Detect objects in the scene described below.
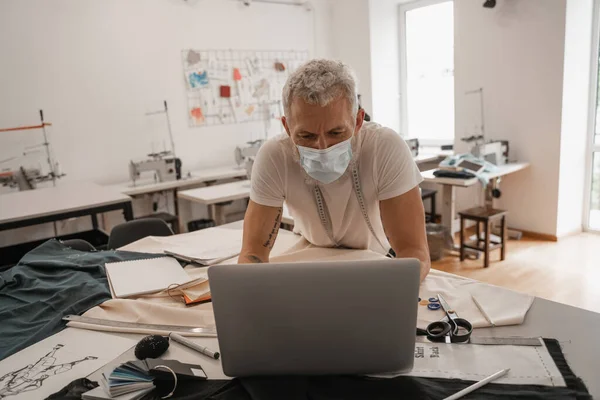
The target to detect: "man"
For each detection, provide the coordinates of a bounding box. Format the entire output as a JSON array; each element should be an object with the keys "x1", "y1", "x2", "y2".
[{"x1": 239, "y1": 59, "x2": 430, "y2": 282}]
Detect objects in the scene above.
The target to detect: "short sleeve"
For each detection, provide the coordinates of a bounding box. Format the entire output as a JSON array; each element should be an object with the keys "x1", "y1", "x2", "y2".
[
  {"x1": 375, "y1": 128, "x2": 424, "y2": 201},
  {"x1": 249, "y1": 138, "x2": 286, "y2": 207}
]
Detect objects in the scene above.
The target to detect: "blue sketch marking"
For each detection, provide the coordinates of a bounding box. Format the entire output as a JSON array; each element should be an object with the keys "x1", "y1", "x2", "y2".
[{"x1": 189, "y1": 71, "x2": 209, "y2": 88}]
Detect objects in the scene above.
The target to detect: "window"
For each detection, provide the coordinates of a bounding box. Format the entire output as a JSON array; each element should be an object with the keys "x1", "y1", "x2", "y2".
[
  {"x1": 399, "y1": 0, "x2": 454, "y2": 146},
  {"x1": 586, "y1": 5, "x2": 600, "y2": 231}
]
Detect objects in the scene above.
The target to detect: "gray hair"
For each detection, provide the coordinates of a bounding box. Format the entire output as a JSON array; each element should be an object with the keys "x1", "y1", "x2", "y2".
[{"x1": 282, "y1": 59, "x2": 359, "y2": 118}]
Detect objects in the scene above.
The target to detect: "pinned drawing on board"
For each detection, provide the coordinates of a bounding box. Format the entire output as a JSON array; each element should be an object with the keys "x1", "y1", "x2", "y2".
[
  {"x1": 186, "y1": 50, "x2": 201, "y2": 66},
  {"x1": 190, "y1": 107, "x2": 205, "y2": 124},
  {"x1": 188, "y1": 70, "x2": 209, "y2": 89},
  {"x1": 274, "y1": 61, "x2": 285, "y2": 72},
  {"x1": 219, "y1": 85, "x2": 231, "y2": 98},
  {"x1": 233, "y1": 68, "x2": 244, "y2": 101},
  {"x1": 233, "y1": 68, "x2": 242, "y2": 81},
  {"x1": 253, "y1": 79, "x2": 270, "y2": 99}
]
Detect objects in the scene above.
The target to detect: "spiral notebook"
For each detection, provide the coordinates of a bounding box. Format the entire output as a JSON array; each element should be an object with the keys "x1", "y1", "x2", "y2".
[{"x1": 105, "y1": 257, "x2": 193, "y2": 299}]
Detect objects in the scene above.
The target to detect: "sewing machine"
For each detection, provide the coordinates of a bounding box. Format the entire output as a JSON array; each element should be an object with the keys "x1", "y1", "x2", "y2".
[
  {"x1": 234, "y1": 140, "x2": 264, "y2": 180},
  {"x1": 470, "y1": 141, "x2": 509, "y2": 166},
  {"x1": 129, "y1": 152, "x2": 182, "y2": 186},
  {"x1": 0, "y1": 166, "x2": 64, "y2": 191}
]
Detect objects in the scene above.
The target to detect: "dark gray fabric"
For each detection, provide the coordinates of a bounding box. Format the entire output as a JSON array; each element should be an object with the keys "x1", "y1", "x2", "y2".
[{"x1": 0, "y1": 239, "x2": 163, "y2": 361}]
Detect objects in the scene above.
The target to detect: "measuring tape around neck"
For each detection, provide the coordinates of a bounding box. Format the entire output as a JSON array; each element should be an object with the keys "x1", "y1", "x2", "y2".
[{"x1": 313, "y1": 163, "x2": 390, "y2": 255}]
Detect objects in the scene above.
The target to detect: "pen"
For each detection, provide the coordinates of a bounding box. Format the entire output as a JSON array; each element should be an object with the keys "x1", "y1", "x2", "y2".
[
  {"x1": 443, "y1": 368, "x2": 510, "y2": 400},
  {"x1": 471, "y1": 293, "x2": 495, "y2": 327},
  {"x1": 168, "y1": 332, "x2": 220, "y2": 360}
]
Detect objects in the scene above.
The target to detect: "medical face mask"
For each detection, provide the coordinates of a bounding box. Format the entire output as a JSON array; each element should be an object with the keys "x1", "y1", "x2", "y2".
[{"x1": 296, "y1": 137, "x2": 353, "y2": 184}]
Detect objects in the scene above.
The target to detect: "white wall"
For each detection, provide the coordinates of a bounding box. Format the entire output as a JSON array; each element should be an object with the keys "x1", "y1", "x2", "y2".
[
  {"x1": 454, "y1": 0, "x2": 568, "y2": 236},
  {"x1": 0, "y1": 0, "x2": 333, "y2": 245},
  {"x1": 0, "y1": 0, "x2": 332, "y2": 183},
  {"x1": 556, "y1": 0, "x2": 594, "y2": 237},
  {"x1": 330, "y1": 0, "x2": 373, "y2": 116},
  {"x1": 368, "y1": 0, "x2": 402, "y2": 134}
]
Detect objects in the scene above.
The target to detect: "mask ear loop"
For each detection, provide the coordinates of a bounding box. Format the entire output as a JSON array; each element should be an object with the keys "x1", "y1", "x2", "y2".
[{"x1": 153, "y1": 365, "x2": 177, "y2": 399}]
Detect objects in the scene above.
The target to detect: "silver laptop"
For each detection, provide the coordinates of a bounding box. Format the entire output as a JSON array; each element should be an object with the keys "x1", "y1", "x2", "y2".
[{"x1": 208, "y1": 258, "x2": 420, "y2": 377}]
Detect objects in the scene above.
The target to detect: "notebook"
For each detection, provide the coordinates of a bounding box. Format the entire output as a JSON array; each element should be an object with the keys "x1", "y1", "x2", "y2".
[
  {"x1": 181, "y1": 280, "x2": 211, "y2": 305},
  {"x1": 105, "y1": 257, "x2": 193, "y2": 299}
]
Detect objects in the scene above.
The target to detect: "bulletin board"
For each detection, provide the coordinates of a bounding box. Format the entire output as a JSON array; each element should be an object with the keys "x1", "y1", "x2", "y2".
[{"x1": 182, "y1": 49, "x2": 309, "y2": 127}]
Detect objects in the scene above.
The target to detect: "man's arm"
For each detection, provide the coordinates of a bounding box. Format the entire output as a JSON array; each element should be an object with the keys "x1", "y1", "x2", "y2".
[
  {"x1": 238, "y1": 200, "x2": 283, "y2": 264},
  {"x1": 379, "y1": 186, "x2": 431, "y2": 282}
]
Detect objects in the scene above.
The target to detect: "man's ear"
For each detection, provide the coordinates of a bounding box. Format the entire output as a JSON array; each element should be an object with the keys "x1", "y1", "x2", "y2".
[
  {"x1": 281, "y1": 116, "x2": 291, "y2": 137},
  {"x1": 354, "y1": 108, "x2": 365, "y2": 133}
]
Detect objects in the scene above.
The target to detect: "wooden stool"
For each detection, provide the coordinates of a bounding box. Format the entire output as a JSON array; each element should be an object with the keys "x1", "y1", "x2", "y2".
[{"x1": 458, "y1": 207, "x2": 508, "y2": 268}]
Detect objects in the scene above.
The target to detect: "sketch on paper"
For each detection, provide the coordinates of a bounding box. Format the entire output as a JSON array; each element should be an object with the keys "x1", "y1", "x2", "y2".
[
  {"x1": 0, "y1": 328, "x2": 138, "y2": 400},
  {"x1": 0, "y1": 345, "x2": 97, "y2": 398}
]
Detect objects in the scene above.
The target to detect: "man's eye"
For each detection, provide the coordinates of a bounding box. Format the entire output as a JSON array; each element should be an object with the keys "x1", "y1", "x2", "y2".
[{"x1": 330, "y1": 131, "x2": 343, "y2": 136}]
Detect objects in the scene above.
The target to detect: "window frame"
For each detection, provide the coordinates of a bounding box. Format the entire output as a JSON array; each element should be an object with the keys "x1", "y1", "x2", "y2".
[
  {"x1": 398, "y1": 0, "x2": 454, "y2": 147},
  {"x1": 583, "y1": 0, "x2": 600, "y2": 231}
]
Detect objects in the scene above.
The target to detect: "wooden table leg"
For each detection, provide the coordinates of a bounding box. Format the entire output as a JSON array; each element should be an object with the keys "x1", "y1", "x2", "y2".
[
  {"x1": 501, "y1": 215, "x2": 507, "y2": 261},
  {"x1": 484, "y1": 220, "x2": 491, "y2": 268},
  {"x1": 460, "y1": 217, "x2": 465, "y2": 261}
]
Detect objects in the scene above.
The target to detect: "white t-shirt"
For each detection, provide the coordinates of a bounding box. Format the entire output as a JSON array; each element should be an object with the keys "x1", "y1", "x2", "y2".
[{"x1": 250, "y1": 122, "x2": 423, "y2": 254}]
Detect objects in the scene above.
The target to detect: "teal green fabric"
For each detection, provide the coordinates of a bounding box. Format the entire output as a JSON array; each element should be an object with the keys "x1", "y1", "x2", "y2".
[{"x1": 0, "y1": 239, "x2": 163, "y2": 361}]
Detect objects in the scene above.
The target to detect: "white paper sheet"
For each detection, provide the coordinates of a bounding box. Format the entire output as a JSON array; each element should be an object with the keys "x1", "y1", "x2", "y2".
[
  {"x1": 371, "y1": 341, "x2": 566, "y2": 387},
  {"x1": 0, "y1": 329, "x2": 138, "y2": 400}
]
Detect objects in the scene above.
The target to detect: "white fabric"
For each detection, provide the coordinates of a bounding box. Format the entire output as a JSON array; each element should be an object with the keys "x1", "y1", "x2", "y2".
[
  {"x1": 418, "y1": 271, "x2": 534, "y2": 329},
  {"x1": 371, "y1": 340, "x2": 566, "y2": 387},
  {"x1": 70, "y1": 227, "x2": 533, "y2": 337},
  {"x1": 250, "y1": 122, "x2": 423, "y2": 254}
]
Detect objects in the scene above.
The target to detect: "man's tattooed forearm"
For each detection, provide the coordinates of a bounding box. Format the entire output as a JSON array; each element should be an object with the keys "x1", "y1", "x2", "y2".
[
  {"x1": 248, "y1": 255, "x2": 264, "y2": 263},
  {"x1": 262, "y1": 208, "x2": 282, "y2": 249}
]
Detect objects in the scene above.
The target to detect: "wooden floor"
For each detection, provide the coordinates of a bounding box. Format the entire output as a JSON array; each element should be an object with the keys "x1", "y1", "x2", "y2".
[{"x1": 433, "y1": 232, "x2": 600, "y2": 314}]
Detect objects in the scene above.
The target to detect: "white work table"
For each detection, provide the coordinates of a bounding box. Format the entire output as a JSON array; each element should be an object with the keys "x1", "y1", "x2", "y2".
[
  {"x1": 73, "y1": 224, "x2": 600, "y2": 397},
  {"x1": 3, "y1": 223, "x2": 599, "y2": 397},
  {"x1": 105, "y1": 166, "x2": 247, "y2": 226},
  {"x1": 178, "y1": 179, "x2": 251, "y2": 205},
  {"x1": 421, "y1": 162, "x2": 530, "y2": 233},
  {"x1": 0, "y1": 181, "x2": 133, "y2": 265},
  {"x1": 108, "y1": 166, "x2": 247, "y2": 197},
  {"x1": 421, "y1": 162, "x2": 530, "y2": 187},
  {"x1": 80, "y1": 291, "x2": 600, "y2": 397},
  {"x1": 178, "y1": 180, "x2": 251, "y2": 225},
  {"x1": 0, "y1": 181, "x2": 132, "y2": 231}
]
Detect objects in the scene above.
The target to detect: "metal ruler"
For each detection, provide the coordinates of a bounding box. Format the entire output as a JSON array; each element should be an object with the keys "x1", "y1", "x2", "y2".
[
  {"x1": 63, "y1": 315, "x2": 217, "y2": 336},
  {"x1": 416, "y1": 336, "x2": 542, "y2": 347}
]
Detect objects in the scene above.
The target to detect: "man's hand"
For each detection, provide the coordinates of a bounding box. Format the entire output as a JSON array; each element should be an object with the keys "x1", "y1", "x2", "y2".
[
  {"x1": 380, "y1": 186, "x2": 431, "y2": 282},
  {"x1": 238, "y1": 200, "x2": 283, "y2": 264}
]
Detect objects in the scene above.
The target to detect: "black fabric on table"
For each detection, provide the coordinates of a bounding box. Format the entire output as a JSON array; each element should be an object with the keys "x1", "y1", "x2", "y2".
[{"x1": 68, "y1": 338, "x2": 589, "y2": 400}]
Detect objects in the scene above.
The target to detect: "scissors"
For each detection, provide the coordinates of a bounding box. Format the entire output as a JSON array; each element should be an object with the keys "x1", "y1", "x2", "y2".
[{"x1": 418, "y1": 294, "x2": 473, "y2": 343}]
